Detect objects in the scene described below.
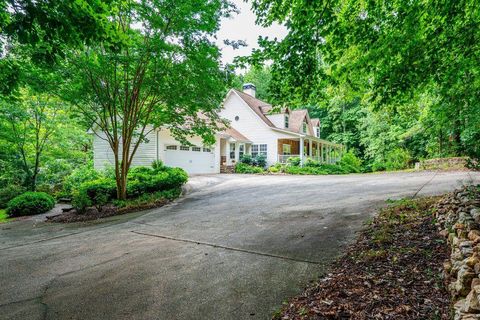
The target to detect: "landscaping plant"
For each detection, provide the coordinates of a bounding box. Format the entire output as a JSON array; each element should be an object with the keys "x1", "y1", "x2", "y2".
[{"x1": 7, "y1": 192, "x2": 55, "y2": 217}]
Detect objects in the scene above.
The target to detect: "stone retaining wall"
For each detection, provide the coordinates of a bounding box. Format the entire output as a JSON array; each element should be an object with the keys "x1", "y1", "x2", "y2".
[
  {"x1": 421, "y1": 157, "x2": 469, "y2": 170},
  {"x1": 435, "y1": 185, "x2": 480, "y2": 319}
]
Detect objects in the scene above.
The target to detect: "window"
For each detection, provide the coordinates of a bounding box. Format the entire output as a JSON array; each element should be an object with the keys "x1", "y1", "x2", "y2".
[
  {"x1": 284, "y1": 115, "x2": 289, "y2": 128},
  {"x1": 203, "y1": 147, "x2": 211, "y2": 152},
  {"x1": 180, "y1": 146, "x2": 190, "y2": 151},
  {"x1": 239, "y1": 144, "x2": 244, "y2": 158},
  {"x1": 283, "y1": 144, "x2": 291, "y2": 155},
  {"x1": 302, "y1": 122, "x2": 307, "y2": 133},
  {"x1": 252, "y1": 144, "x2": 267, "y2": 157},
  {"x1": 166, "y1": 145, "x2": 177, "y2": 150},
  {"x1": 229, "y1": 143, "x2": 236, "y2": 159},
  {"x1": 192, "y1": 146, "x2": 201, "y2": 152},
  {"x1": 316, "y1": 127, "x2": 320, "y2": 138}
]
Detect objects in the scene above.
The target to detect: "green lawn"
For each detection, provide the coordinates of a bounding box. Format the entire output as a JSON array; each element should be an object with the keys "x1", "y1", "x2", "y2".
[{"x1": 0, "y1": 209, "x2": 9, "y2": 223}]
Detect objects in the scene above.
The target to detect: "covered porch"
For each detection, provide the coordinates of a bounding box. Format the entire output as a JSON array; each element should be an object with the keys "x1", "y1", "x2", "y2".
[
  {"x1": 277, "y1": 137, "x2": 343, "y2": 165},
  {"x1": 219, "y1": 128, "x2": 252, "y2": 170}
]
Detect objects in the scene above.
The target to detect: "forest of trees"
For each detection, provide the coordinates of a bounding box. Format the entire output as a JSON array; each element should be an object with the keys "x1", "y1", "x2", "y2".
[
  {"x1": 238, "y1": 0, "x2": 479, "y2": 170},
  {"x1": 0, "y1": 0, "x2": 479, "y2": 196}
]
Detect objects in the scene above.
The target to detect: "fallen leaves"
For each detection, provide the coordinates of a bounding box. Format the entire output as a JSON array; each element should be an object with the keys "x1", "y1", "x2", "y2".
[{"x1": 275, "y1": 197, "x2": 450, "y2": 320}]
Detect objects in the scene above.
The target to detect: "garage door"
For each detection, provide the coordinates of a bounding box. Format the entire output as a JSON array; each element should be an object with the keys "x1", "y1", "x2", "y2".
[{"x1": 164, "y1": 145, "x2": 215, "y2": 174}]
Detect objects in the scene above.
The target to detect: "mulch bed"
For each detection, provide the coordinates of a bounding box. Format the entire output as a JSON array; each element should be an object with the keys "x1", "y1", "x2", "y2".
[
  {"x1": 47, "y1": 198, "x2": 171, "y2": 223},
  {"x1": 276, "y1": 197, "x2": 451, "y2": 320}
]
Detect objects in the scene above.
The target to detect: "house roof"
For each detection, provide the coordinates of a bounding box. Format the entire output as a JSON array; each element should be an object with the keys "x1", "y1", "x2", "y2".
[
  {"x1": 232, "y1": 89, "x2": 275, "y2": 127},
  {"x1": 221, "y1": 127, "x2": 252, "y2": 142},
  {"x1": 230, "y1": 89, "x2": 316, "y2": 137},
  {"x1": 311, "y1": 118, "x2": 320, "y2": 127}
]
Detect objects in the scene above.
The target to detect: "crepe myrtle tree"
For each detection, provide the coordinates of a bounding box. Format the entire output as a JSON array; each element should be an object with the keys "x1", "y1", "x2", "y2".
[{"x1": 65, "y1": 0, "x2": 234, "y2": 200}]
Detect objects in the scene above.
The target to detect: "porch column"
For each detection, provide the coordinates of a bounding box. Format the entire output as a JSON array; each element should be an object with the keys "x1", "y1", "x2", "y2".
[
  {"x1": 308, "y1": 139, "x2": 313, "y2": 158},
  {"x1": 225, "y1": 141, "x2": 231, "y2": 165},
  {"x1": 299, "y1": 137, "x2": 304, "y2": 166},
  {"x1": 320, "y1": 143, "x2": 323, "y2": 163},
  {"x1": 316, "y1": 142, "x2": 320, "y2": 159},
  {"x1": 234, "y1": 142, "x2": 240, "y2": 163}
]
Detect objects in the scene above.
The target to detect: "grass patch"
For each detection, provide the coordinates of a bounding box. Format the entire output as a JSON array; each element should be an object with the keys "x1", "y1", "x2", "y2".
[{"x1": 0, "y1": 209, "x2": 10, "y2": 223}]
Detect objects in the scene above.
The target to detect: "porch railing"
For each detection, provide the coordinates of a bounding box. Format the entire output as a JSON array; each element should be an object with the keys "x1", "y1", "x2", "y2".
[{"x1": 277, "y1": 155, "x2": 340, "y2": 164}]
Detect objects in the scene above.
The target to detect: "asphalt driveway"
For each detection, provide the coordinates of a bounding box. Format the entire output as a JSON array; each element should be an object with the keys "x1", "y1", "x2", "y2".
[{"x1": 1, "y1": 171, "x2": 479, "y2": 320}]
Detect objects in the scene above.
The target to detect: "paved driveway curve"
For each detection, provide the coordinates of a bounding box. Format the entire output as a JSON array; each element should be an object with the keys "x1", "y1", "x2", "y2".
[{"x1": 1, "y1": 171, "x2": 479, "y2": 320}]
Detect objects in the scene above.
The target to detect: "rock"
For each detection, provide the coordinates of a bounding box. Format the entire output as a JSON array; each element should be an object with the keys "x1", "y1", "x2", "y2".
[
  {"x1": 470, "y1": 230, "x2": 480, "y2": 242},
  {"x1": 466, "y1": 257, "x2": 480, "y2": 268},
  {"x1": 457, "y1": 223, "x2": 467, "y2": 230},
  {"x1": 445, "y1": 261, "x2": 453, "y2": 273},
  {"x1": 460, "y1": 212, "x2": 475, "y2": 224},
  {"x1": 464, "y1": 289, "x2": 480, "y2": 313},
  {"x1": 456, "y1": 266, "x2": 477, "y2": 296},
  {"x1": 440, "y1": 229, "x2": 450, "y2": 238},
  {"x1": 472, "y1": 209, "x2": 480, "y2": 223},
  {"x1": 475, "y1": 263, "x2": 480, "y2": 275}
]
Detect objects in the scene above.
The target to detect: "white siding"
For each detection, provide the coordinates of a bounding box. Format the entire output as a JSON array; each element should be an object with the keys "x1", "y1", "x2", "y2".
[
  {"x1": 220, "y1": 92, "x2": 300, "y2": 165},
  {"x1": 93, "y1": 127, "x2": 157, "y2": 170},
  {"x1": 157, "y1": 128, "x2": 221, "y2": 174},
  {"x1": 266, "y1": 114, "x2": 285, "y2": 129}
]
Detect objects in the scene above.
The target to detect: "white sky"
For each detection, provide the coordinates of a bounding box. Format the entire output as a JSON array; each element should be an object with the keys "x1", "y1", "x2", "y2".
[{"x1": 216, "y1": 0, "x2": 287, "y2": 67}]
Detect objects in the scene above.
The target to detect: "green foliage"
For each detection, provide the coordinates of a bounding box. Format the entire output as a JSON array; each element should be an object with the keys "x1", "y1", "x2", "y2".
[
  {"x1": 252, "y1": 154, "x2": 267, "y2": 168},
  {"x1": 246, "y1": 0, "x2": 480, "y2": 164},
  {"x1": 268, "y1": 166, "x2": 280, "y2": 173},
  {"x1": 287, "y1": 157, "x2": 301, "y2": 167},
  {"x1": 62, "y1": 162, "x2": 101, "y2": 198},
  {"x1": 235, "y1": 163, "x2": 264, "y2": 174},
  {"x1": 0, "y1": 185, "x2": 26, "y2": 208},
  {"x1": 339, "y1": 151, "x2": 362, "y2": 173},
  {"x1": 385, "y1": 148, "x2": 411, "y2": 171},
  {"x1": 72, "y1": 178, "x2": 117, "y2": 210},
  {"x1": 6, "y1": 192, "x2": 55, "y2": 217},
  {"x1": 240, "y1": 154, "x2": 266, "y2": 168},
  {"x1": 72, "y1": 165, "x2": 188, "y2": 210},
  {"x1": 239, "y1": 154, "x2": 253, "y2": 165}
]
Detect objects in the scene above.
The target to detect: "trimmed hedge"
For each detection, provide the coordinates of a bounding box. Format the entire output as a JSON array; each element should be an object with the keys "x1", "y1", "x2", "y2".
[{"x1": 7, "y1": 192, "x2": 55, "y2": 217}]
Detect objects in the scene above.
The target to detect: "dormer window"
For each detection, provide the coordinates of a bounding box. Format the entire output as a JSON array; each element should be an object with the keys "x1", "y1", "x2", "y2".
[
  {"x1": 303, "y1": 122, "x2": 307, "y2": 133},
  {"x1": 284, "y1": 115, "x2": 289, "y2": 128},
  {"x1": 316, "y1": 127, "x2": 320, "y2": 138}
]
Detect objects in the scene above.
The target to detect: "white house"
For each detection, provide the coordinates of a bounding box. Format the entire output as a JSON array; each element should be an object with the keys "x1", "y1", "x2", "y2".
[{"x1": 93, "y1": 84, "x2": 343, "y2": 174}]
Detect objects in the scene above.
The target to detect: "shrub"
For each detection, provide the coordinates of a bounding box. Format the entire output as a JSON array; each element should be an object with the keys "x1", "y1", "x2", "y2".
[
  {"x1": 7, "y1": 192, "x2": 55, "y2": 217},
  {"x1": 235, "y1": 163, "x2": 264, "y2": 174},
  {"x1": 287, "y1": 157, "x2": 301, "y2": 166},
  {"x1": 151, "y1": 160, "x2": 166, "y2": 172},
  {"x1": 63, "y1": 163, "x2": 102, "y2": 197},
  {"x1": 72, "y1": 178, "x2": 117, "y2": 210},
  {"x1": 72, "y1": 165, "x2": 188, "y2": 210},
  {"x1": 339, "y1": 151, "x2": 362, "y2": 173},
  {"x1": 285, "y1": 166, "x2": 327, "y2": 175},
  {"x1": 252, "y1": 154, "x2": 267, "y2": 168},
  {"x1": 239, "y1": 154, "x2": 253, "y2": 165},
  {"x1": 268, "y1": 166, "x2": 280, "y2": 173},
  {"x1": 0, "y1": 185, "x2": 25, "y2": 208},
  {"x1": 305, "y1": 158, "x2": 321, "y2": 167},
  {"x1": 385, "y1": 148, "x2": 411, "y2": 171}
]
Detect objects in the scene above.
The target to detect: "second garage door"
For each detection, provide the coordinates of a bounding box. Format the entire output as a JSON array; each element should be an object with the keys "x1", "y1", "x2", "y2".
[{"x1": 164, "y1": 145, "x2": 215, "y2": 174}]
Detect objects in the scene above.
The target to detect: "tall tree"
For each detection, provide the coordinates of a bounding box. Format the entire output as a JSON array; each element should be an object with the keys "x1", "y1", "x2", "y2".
[
  {"x1": 63, "y1": 0, "x2": 233, "y2": 199},
  {"x1": 0, "y1": 89, "x2": 66, "y2": 190},
  {"x1": 245, "y1": 0, "x2": 480, "y2": 161}
]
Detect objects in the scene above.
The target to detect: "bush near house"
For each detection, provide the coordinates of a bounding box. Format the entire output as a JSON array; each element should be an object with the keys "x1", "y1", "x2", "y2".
[
  {"x1": 282, "y1": 152, "x2": 363, "y2": 175},
  {"x1": 7, "y1": 192, "x2": 55, "y2": 217},
  {"x1": 72, "y1": 162, "x2": 188, "y2": 211},
  {"x1": 235, "y1": 162, "x2": 265, "y2": 174}
]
